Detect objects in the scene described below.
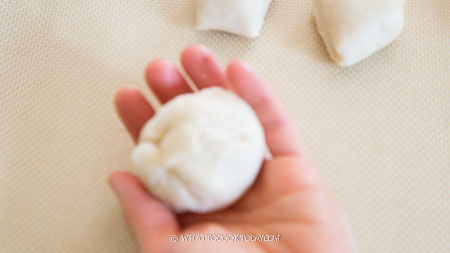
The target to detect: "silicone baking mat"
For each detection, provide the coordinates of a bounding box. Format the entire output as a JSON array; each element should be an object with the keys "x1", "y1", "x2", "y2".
[{"x1": 1, "y1": 0, "x2": 449, "y2": 252}]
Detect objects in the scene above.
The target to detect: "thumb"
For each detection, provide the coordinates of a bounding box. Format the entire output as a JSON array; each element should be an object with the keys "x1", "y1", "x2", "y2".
[{"x1": 109, "y1": 171, "x2": 179, "y2": 252}]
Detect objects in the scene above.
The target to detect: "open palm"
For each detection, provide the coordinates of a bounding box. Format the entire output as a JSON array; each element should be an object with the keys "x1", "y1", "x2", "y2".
[{"x1": 110, "y1": 45, "x2": 356, "y2": 253}]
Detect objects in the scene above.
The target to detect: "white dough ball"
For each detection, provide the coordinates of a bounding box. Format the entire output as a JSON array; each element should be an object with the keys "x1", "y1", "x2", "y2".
[
  {"x1": 132, "y1": 87, "x2": 265, "y2": 213},
  {"x1": 196, "y1": 0, "x2": 272, "y2": 38},
  {"x1": 313, "y1": 0, "x2": 406, "y2": 66}
]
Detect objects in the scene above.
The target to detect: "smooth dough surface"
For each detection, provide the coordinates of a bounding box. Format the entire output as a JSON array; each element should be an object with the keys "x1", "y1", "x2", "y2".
[
  {"x1": 132, "y1": 87, "x2": 265, "y2": 213},
  {"x1": 313, "y1": 0, "x2": 406, "y2": 66},
  {"x1": 196, "y1": 0, "x2": 272, "y2": 38}
]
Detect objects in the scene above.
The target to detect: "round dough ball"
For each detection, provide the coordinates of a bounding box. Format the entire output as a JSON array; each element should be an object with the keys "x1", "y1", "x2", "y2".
[{"x1": 132, "y1": 87, "x2": 265, "y2": 213}]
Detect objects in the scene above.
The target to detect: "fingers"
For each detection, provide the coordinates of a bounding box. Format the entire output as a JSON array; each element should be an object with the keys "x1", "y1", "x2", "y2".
[
  {"x1": 181, "y1": 45, "x2": 229, "y2": 89},
  {"x1": 226, "y1": 60, "x2": 304, "y2": 157},
  {"x1": 115, "y1": 87, "x2": 154, "y2": 143},
  {"x1": 145, "y1": 59, "x2": 193, "y2": 104},
  {"x1": 117, "y1": 60, "x2": 193, "y2": 143},
  {"x1": 109, "y1": 171, "x2": 179, "y2": 252}
]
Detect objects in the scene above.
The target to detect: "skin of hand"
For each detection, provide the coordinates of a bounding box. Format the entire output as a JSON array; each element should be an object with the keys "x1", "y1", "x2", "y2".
[{"x1": 110, "y1": 45, "x2": 357, "y2": 253}]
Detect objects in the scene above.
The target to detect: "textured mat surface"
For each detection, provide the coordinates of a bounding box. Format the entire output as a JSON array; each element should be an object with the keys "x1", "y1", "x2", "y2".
[{"x1": 1, "y1": 0, "x2": 449, "y2": 252}]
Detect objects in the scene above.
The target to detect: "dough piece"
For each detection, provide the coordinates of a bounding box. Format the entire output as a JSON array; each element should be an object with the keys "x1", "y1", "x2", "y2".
[
  {"x1": 132, "y1": 87, "x2": 265, "y2": 213},
  {"x1": 313, "y1": 0, "x2": 406, "y2": 66},
  {"x1": 196, "y1": 0, "x2": 272, "y2": 38}
]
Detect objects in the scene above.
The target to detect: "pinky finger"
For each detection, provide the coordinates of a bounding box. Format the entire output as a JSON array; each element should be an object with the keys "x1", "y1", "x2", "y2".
[{"x1": 115, "y1": 87, "x2": 154, "y2": 143}]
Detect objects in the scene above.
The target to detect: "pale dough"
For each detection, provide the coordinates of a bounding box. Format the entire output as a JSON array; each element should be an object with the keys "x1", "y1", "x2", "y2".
[
  {"x1": 196, "y1": 0, "x2": 272, "y2": 38},
  {"x1": 313, "y1": 0, "x2": 406, "y2": 66},
  {"x1": 132, "y1": 87, "x2": 265, "y2": 213}
]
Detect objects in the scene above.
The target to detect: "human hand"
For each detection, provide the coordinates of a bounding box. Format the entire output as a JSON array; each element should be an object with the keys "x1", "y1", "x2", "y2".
[{"x1": 110, "y1": 45, "x2": 356, "y2": 253}]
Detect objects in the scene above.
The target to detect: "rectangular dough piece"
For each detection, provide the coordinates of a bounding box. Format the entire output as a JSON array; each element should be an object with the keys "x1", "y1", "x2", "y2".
[{"x1": 196, "y1": 0, "x2": 272, "y2": 38}]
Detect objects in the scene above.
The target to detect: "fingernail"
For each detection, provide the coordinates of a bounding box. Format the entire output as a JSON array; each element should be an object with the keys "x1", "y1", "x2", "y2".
[
  {"x1": 195, "y1": 44, "x2": 210, "y2": 54},
  {"x1": 108, "y1": 171, "x2": 127, "y2": 193},
  {"x1": 108, "y1": 173, "x2": 118, "y2": 190}
]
